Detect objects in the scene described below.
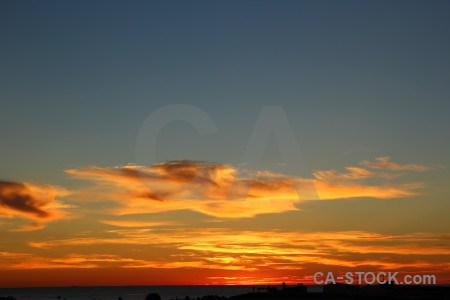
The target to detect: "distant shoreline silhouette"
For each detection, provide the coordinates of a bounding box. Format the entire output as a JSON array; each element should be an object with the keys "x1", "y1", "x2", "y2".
[
  {"x1": 166, "y1": 283, "x2": 450, "y2": 300},
  {"x1": 2, "y1": 284, "x2": 450, "y2": 300}
]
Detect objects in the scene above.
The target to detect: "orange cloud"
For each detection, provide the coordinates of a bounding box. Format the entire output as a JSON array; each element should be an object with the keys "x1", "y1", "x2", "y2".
[
  {"x1": 99, "y1": 220, "x2": 179, "y2": 227},
  {"x1": 0, "y1": 252, "x2": 140, "y2": 270},
  {"x1": 10, "y1": 221, "x2": 46, "y2": 232},
  {"x1": 312, "y1": 167, "x2": 402, "y2": 180},
  {"x1": 27, "y1": 228, "x2": 450, "y2": 274},
  {"x1": 66, "y1": 160, "x2": 425, "y2": 218},
  {"x1": 0, "y1": 181, "x2": 73, "y2": 230},
  {"x1": 360, "y1": 156, "x2": 430, "y2": 171}
]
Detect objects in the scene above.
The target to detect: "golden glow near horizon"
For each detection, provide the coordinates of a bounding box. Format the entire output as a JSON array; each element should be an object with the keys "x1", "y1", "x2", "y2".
[{"x1": 1, "y1": 157, "x2": 449, "y2": 287}]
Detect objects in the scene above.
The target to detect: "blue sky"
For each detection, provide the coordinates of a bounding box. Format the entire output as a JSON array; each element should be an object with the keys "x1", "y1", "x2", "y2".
[
  {"x1": 0, "y1": 0, "x2": 449, "y2": 223},
  {"x1": 2, "y1": 0, "x2": 450, "y2": 187}
]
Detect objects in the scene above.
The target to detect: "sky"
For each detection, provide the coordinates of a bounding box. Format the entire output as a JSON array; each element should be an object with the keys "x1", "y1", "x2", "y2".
[{"x1": 1, "y1": 0, "x2": 450, "y2": 287}]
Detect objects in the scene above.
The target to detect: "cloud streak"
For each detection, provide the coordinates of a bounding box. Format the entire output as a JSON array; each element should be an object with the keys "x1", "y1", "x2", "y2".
[
  {"x1": 99, "y1": 220, "x2": 179, "y2": 227},
  {"x1": 0, "y1": 252, "x2": 137, "y2": 270},
  {"x1": 26, "y1": 229, "x2": 450, "y2": 273},
  {"x1": 66, "y1": 159, "x2": 424, "y2": 218},
  {"x1": 0, "y1": 181, "x2": 72, "y2": 230},
  {"x1": 360, "y1": 156, "x2": 430, "y2": 171}
]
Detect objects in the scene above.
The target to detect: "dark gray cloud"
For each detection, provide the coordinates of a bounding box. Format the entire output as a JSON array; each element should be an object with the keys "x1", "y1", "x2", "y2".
[
  {"x1": 0, "y1": 180, "x2": 71, "y2": 230},
  {"x1": 0, "y1": 181, "x2": 50, "y2": 218}
]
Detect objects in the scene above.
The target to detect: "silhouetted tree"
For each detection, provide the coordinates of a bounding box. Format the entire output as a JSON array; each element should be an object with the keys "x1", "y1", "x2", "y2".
[{"x1": 146, "y1": 293, "x2": 161, "y2": 300}]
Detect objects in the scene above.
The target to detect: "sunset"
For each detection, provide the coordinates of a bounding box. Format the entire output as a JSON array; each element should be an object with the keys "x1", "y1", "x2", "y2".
[
  {"x1": 1, "y1": 158, "x2": 449, "y2": 287},
  {"x1": 1, "y1": 0, "x2": 450, "y2": 299}
]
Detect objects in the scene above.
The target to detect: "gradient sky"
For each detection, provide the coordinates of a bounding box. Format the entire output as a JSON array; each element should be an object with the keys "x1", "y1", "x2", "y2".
[{"x1": 1, "y1": 0, "x2": 450, "y2": 287}]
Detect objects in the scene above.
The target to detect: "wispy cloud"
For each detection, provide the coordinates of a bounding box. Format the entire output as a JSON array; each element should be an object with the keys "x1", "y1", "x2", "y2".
[
  {"x1": 9, "y1": 221, "x2": 46, "y2": 232},
  {"x1": 99, "y1": 220, "x2": 179, "y2": 227},
  {"x1": 360, "y1": 156, "x2": 430, "y2": 171},
  {"x1": 0, "y1": 252, "x2": 137, "y2": 270},
  {"x1": 26, "y1": 229, "x2": 450, "y2": 273},
  {"x1": 0, "y1": 181, "x2": 73, "y2": 231},
  {"x1": 66, "y1": 159, "x2": 425, "y2": 218},
  {"x1": 312, "y1": 167, "x2": 402, "y2": 180}
]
